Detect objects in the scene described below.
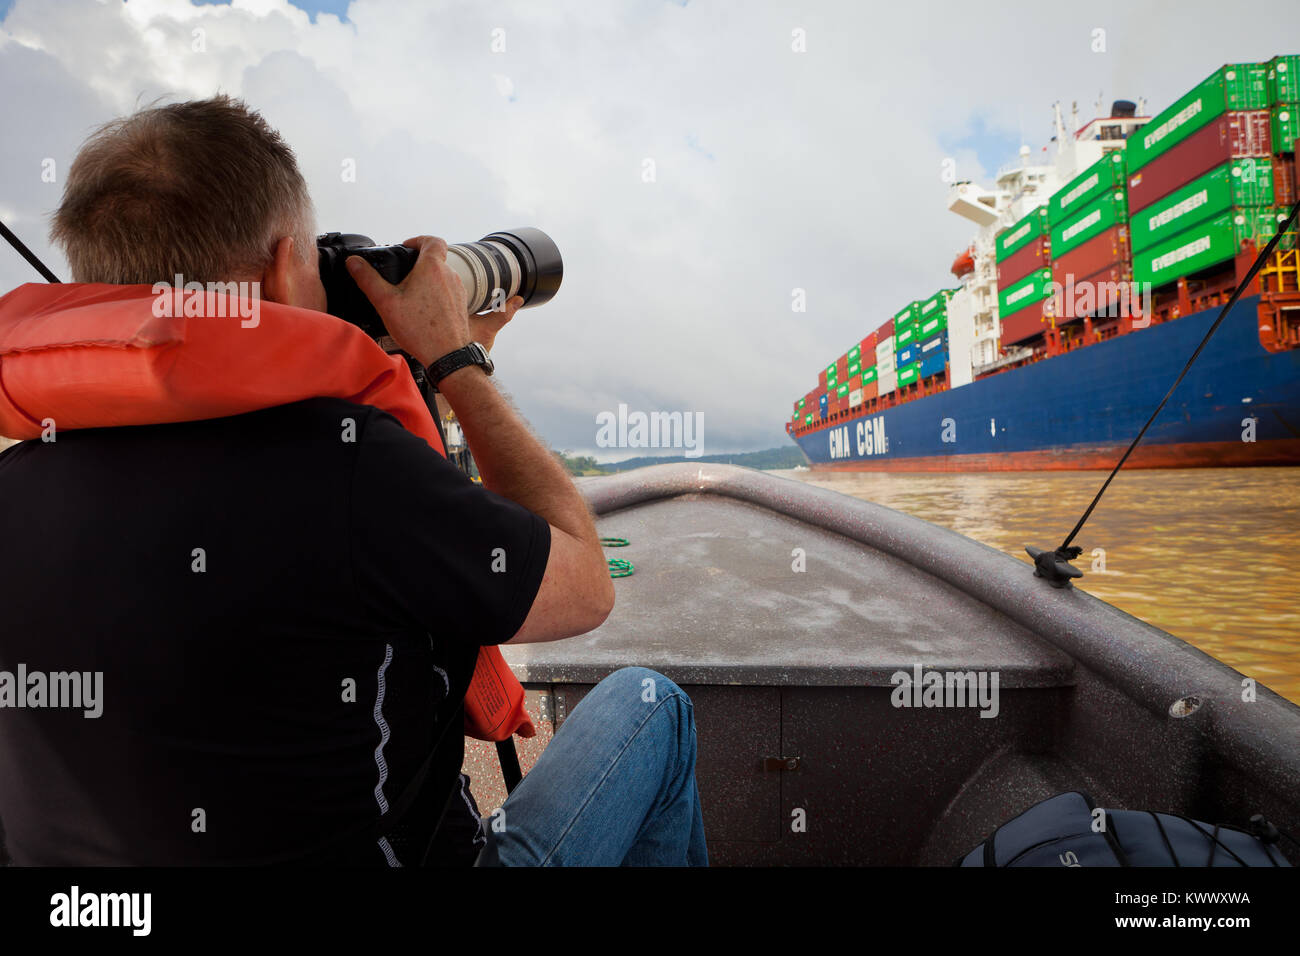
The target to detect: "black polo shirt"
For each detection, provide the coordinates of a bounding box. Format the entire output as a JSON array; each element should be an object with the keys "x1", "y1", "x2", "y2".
[{"x1": 0, "y1": 397, "x2": 549, "y2": 866}]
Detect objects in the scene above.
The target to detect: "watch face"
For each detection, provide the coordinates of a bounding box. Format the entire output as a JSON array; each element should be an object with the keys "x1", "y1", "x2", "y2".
[{"x1": 471, "y1": 342, "x2": 495, "y2": 375}]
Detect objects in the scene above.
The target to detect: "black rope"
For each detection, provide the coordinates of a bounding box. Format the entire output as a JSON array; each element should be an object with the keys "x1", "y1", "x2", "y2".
[
  {"x1": 0, "y1": 218, "x2": 61, "y2": 283},
  {"x1": 1059, "y1": 199, "x2": 1300, "y2": 552}
]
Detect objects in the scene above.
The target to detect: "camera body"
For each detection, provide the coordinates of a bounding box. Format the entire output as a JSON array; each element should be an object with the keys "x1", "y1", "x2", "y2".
[{"x1": 317, "y1": 228, "x2": 563, "y2": 341}]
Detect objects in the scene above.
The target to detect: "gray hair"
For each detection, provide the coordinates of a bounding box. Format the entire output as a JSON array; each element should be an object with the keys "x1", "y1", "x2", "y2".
[{"x1": 51, "y1": 95, "x2": 315, "y2": 284}]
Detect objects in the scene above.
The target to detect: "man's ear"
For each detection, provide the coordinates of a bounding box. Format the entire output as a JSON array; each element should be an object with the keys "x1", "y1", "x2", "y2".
[{"x1": 259, "y1": 236, "x2": 297, "y2": 305}]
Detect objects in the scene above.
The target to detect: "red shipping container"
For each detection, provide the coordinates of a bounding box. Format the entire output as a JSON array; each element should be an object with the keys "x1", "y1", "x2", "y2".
[
  {"x1": 818, "y1": 368, "x2": 828, "y2": 389},
  {"x1": 860, "y1": 331, "x2": 878, "y2": 352},
  {"x1": 835, "y1": 356, "x2": 849, "y2": 380},
  {"x1": 861, "y1": 380, "x2": 879, "y2": 402},
  {"x1": 1275, "y1": 154, "x2": 1297, "y2": 209},
  {"x1": 1055, "y1": 261, "x2": 1138, "y2": 321},
  {"x1": 1051, "y1": 224, "x2": 1130, "y2": 292},
  {"x1": 1128, "y1": 110, "x2": 1272, "y2": 212},
  {"x1": 1000, "y1": 301, "x2": 1051, "y2": 346},
  {"x1": 997, "y1": 235, "x2": 1051, "y2": 289},
  {"x1": 876, "y1": 319, "x2": 895, "y2": 339},
  {"x1": 848, "y1": 373, "x2": 863, "y2": 390}
]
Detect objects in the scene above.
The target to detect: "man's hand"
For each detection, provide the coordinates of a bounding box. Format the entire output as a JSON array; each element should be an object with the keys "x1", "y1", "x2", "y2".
[{"x1": 346, "y1": 235, "x2": 524, "y2": 364}]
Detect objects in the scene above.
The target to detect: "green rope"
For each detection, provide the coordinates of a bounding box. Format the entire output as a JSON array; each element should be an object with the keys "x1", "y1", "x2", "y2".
[{"x1": 602, "y1": 537, "x2": 633, "y2": 577}]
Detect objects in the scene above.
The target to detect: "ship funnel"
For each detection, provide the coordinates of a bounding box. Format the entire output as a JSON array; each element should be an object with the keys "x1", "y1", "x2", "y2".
[{"x1": 1110, "y1": 99, "x2": 1136, "y2": 118}]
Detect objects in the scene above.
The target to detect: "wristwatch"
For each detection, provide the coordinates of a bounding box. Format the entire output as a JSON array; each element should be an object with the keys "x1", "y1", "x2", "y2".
[{"x1": 426, "y1": 342, "x2": 494, "y2": 386}]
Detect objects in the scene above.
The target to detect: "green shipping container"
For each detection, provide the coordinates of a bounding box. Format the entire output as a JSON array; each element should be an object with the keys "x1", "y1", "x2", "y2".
[
  {"x1": 1272, "y1": 105, "x2": 1298, "y2": 153},
  {"x1": 848, "y1": 343, "x2": 861, "y2": 361},
  {"x1": 998, "y1": 267, "x2": 1053, "y2": 316},
  {"x1": 894, "y1": 324, "x2": 917, "y2": 348},
  {"x1": 893, "y1": 300, "x2": 923, "y2": 328},
  {"x1": 847, "y1": 359, "x2": 861, "y2": 376},
  {"x1": 1129, "y1": 158, "x2": 1275, "y2": 254},
  {"x1": 1268, "y1": 55, "x2": 1300, "y2": 105},
  {"x1": 804, "y1": 413, "x2": 813, "y2": 425},
  {"x1": 1050, "y1": 189, "x2": 1127, "y2": 260},
  {"x1": 1133, "y1": 209, "x2": 1286, "y2": 287},
  {"x1": 995, "y1": 206, "x2": 1050, "y2": 262},
  {"x1": 836, "y1": 382, "x2": 850, "y2": 397},
  {"x1": 796, "y1": 397, "x2": 806, "y2": 409},
  {"x1": 917, "y1": 312, "x2": 949, "y2": 340},
  {"x1": 1126, "y1": 63, "x2": 1269, "y2": 173},
  {"x1": 1050, "y1": 151, "x2": 1126, "y2": 225},
  {"x1": 919, "y1": 288, "x2": 956, "y2": 320},
  {"x1": 862, "y1": 365, "x2": 878, "y2": 385},
  {"x1": 897, "y1": 363, "x2": 920, "y2": 387}
]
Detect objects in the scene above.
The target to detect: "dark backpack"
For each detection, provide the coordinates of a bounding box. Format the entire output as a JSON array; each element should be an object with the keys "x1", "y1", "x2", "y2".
[{"x1": 957, "y1": 791, "x2": 1293, "y2": 867}]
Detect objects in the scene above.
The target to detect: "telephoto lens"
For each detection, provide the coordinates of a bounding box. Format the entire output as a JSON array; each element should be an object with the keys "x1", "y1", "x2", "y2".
[{"x1": 317, "y1": 228, "x2": 563, "y2": 340}]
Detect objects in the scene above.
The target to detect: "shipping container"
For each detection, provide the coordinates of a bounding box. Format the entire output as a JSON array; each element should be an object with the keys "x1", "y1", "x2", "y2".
[
  {"x1": 1272, "y1": 105, "x2": 1298, "y2": 153},
  {"x1": 1268, "y1": 55, "x2": 1300, "y2": 105},
  {"x1": 847, "y1": 358, "x2": 861, "y2": 377},
  {"x1": 836, "y1": 381, "x2": 851, "y2": 398},
  {"x1": 999, "y1": 300, "x2": 1052, "y2": 346},
  {"x1": 1050, "y1": 189, "x2": 1127, "y2": 259},
  {"x1": 918, "y1": 331, "x2": 948, "y2": 356},
  {"x1": 897, "y1": 363, "x2": 920, "y2": 388},
  {"x1": 1129, "y1": 157, "x2": 1275, "y2": 253},
  {"x1": 1049, "y1": 151, "x2": 1126, "y2": 225},
  {"x1": 997, "y1": 267, "x2": 1054, "y2": 317},
  {"x1": 916, "y1": 310, "x2": 950, "y2": 341},
  {"x1": 893, "y1": 301, "x2": 924, "y2": 330},
  {"x1": 877, "y1": 367, "x2": 898, "y2": 396},
  {"x1": 919, "y1": 288, "x2": 957, "y2": 321},
  {"x1": 860, "y1": 331, "x2": 878, "y2": 353},
  {"x1": 876, "y1": 319, "x2": 895, "y2": 340},
  {"x1": 996, "y1": 235, "x2": 1050, "y2": 289},
  {"x1": 804, "y1": 412, "x2": 813, "y2": 426},
  {"x1": 818, "y1": 368, "x2": 828, "y2": 389},
  {"x1": 1051, "y1": 224, "x2": 1130, "y2": 287},
  {"x1": 875, "y1": 337, "x2": 895, "y2": 360},
  {"x1": 861, "y1": 380, "x2": 879, "y2": 402},
  {"x1": 1054, "y1": 260, "x2": 1139, "y2": 322},
  {"x1": 1127, "y1": 64, "x2": 1269, "y2": 173},
  {"x1": 918, "y1": 350, "x2": 948, "y2": 380},
  {"x1": 862, "y1": 365, "x2": 878, "y2": 385},
  {"x1": 877, "y1": 351, "x2": 897, "y2": 374},
  {"x1": 1128, "y1": 111, "x2": 1272, "y2": 212},
  {"x1": 849, "y1": 388, "x2": 864, "y2": 408},
  {"x1": 836, "y1": 356, "x2": 848, "y2": 380},
  {"x1": 1132, "y1": 208, "x2": 1286, "y2": 287},
  {"x1": 995, "y1": 206, "x2": 1050, "y2": 262},
  {"x1": 848, "y1": 343, "x2": 861, "y2": 362},
  {"x1": 897, "y1": 344, "x2": 919, "y2": 366},
  {"x1": 796, "y1": 397, "x2": 806, "y2": 409},
  {"x1": 894, "y1": 324, "x2": 918, "y2": 348}
]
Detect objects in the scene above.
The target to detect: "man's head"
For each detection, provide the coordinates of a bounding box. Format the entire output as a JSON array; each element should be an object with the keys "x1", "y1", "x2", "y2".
[{"x1": 50, "y1": 95, "x2": 326, "y2": 312}]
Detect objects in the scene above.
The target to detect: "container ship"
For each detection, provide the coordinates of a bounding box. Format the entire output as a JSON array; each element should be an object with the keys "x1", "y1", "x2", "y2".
[{"x1": 787, "y1": 57, "x2": 1300, "y2": 470}]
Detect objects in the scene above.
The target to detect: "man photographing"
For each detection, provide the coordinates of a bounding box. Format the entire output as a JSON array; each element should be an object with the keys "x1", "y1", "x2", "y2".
[{"x1": 0, "y1": 95, "x2": 707, "y2": 866}]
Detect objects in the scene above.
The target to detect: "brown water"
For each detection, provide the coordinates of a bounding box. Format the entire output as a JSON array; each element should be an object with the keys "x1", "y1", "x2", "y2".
[{"x1": 777, "y1": 467, "x2": 1300, "y2": 704}]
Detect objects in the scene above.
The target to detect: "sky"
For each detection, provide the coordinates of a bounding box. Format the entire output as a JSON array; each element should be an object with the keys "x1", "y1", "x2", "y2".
[{"x1": 1, "y1": 0, "x2": 1298, "y2": 458}]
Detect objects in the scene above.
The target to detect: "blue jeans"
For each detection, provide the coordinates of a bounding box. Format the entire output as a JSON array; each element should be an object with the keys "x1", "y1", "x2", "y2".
[{"x1": 474, "y1": 667, "x2": 708, "y2": 866}]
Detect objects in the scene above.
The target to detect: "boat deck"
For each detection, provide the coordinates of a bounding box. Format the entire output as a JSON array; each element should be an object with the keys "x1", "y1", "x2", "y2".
[{"x1": 463, "y1": 464, "x2": 1300, "y2": 865}]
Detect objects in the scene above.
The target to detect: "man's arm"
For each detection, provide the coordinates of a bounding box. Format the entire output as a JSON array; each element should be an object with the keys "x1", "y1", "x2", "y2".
[{"x1": 347, "y1": 236, "x2": 614, "y2": 644}]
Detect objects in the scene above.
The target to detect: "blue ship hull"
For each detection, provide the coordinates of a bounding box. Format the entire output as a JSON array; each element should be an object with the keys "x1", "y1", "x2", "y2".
[{"x1": 791, "y1": 296, "x2": 1300, "y2": 470}]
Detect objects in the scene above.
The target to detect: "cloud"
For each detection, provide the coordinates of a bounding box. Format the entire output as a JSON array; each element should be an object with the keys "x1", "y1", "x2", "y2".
[{"x1": 1, "y1": 0, "x2": 1298, "y2": 456}]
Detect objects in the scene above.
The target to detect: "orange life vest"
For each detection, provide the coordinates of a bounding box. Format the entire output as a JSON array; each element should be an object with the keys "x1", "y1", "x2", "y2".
[{"x1": 0, "y1": 281, "x2": 534, "y2": 741}]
